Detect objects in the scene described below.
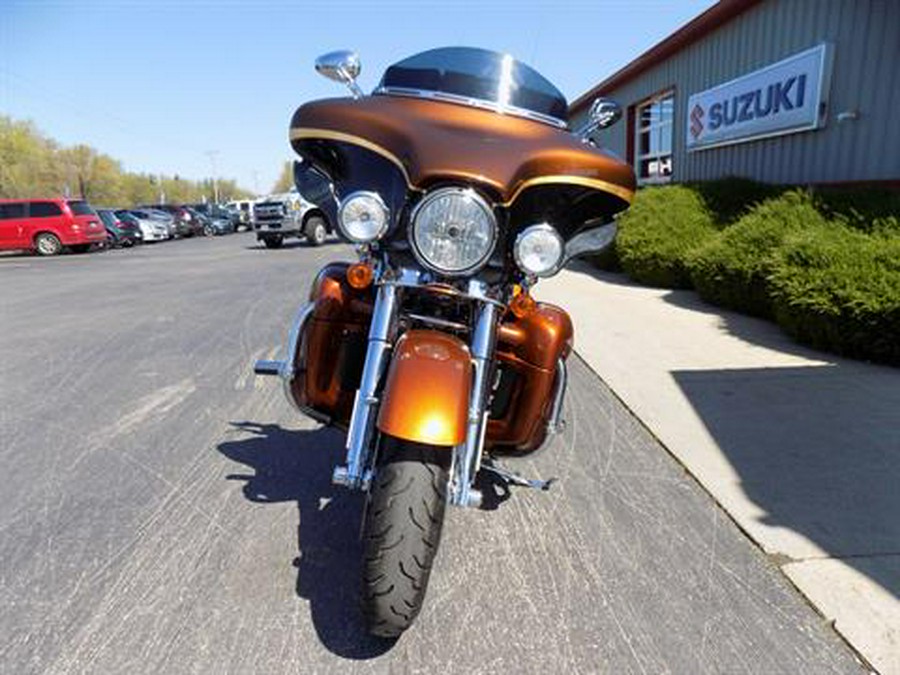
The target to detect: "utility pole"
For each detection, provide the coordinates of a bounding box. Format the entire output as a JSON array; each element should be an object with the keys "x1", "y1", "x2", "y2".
[{"x1": 205, "y1": 150, "x2": 220, "y2": 204}]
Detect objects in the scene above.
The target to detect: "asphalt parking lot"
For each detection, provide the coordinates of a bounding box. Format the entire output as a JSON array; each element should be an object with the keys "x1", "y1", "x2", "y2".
[{"x1": 0, "y1": 234, "x2": 865, "y2": 674}]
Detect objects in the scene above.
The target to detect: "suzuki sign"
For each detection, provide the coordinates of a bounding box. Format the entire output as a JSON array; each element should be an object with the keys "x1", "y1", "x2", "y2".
[{"x1": 686, "y1": 44, "x2": 832, "y2": 151}]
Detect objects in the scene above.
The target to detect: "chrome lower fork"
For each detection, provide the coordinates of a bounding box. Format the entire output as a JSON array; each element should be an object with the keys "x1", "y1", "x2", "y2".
[
  {"x1": 449, "y1": 301, "x2": 499, "y2": 508},
  {"x1": 332, "y1": 284, "x2": 398, "y2": 490}
]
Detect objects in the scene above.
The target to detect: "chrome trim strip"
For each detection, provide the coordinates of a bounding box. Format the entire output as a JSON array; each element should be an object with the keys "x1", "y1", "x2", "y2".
[
  {"x1": 374, "y1": 86, "x2": 568, "y2": 129},
  {"x1": 289, "y1": 128, "x2": 420, "y2": 189},
  {"x1": 500, "y1": 175, "x2": 635, "y2": 207}
]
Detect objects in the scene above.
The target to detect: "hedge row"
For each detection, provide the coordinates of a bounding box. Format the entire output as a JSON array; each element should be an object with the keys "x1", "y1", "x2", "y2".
[
  {"x1": 688, "y1": 191, "x2": 831, "y2": 319},
  {"x1": 610, "y1": 179, "x2": 900, "y2": 366},
  {"x1": 615, "y1": 185, "x2": 716, "y2": 288},
  {"x1": 771, "y1": 229, "x2": 900, "y2": 365}
]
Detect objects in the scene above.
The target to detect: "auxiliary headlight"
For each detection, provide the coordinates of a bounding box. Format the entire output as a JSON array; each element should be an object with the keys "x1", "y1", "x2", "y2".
[
  {"x1": 514, "y1": 223, "x2": 564, "y2": 277},
  {"x1": 410, "y1": 187, "x2": 497, "y2": 276},
  {"x1": 338, "y1": 191, "x2": 389, "y2": 243}
]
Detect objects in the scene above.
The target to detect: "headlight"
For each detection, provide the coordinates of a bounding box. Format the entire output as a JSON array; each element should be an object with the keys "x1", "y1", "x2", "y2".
[
  {"x1": 514, "y1": 224, "x2": 564, "y2": 277},
  {"x1": 338, "y1": 191, "x2": 389, "y2": 243},
  {"x1": 411, "y1": 187, "x2": 497, "y2": 275}
]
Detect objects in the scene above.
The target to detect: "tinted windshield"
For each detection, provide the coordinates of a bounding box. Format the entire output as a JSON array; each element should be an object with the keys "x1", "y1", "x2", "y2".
[{"x1": 377, "y1": 47, "x2": 568, "y2": 124}]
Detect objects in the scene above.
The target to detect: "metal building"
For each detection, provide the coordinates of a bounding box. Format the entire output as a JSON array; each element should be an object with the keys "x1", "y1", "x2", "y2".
[{"x1": 571, "y1": 0, "x2": 900, "y2": 186}]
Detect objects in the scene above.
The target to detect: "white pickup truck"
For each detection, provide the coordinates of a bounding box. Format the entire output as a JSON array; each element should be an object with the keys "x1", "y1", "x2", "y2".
[{"x1": 252, "y1": 188, "x2": 332, "y2": 248}]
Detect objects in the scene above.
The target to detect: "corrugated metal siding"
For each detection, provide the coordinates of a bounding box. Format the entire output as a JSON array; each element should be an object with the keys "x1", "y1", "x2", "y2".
[{"x1": 576, "y1": 0, "x2": 900, "y2": 184}]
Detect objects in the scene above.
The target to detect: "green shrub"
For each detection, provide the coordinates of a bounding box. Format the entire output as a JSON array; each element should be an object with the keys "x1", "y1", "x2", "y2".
[
  {"x1": 687, "y1": 191, "x2": 831, "y2": 318},
  {"x1": 770, "y1": 228, "x2": 900, "y2": 365},
  {"x1": 615, "y1": 185, "x2": 716, "y2": 288},
  {"x1": 691, "y1": 176, "x2": 786, "y2": 224}
]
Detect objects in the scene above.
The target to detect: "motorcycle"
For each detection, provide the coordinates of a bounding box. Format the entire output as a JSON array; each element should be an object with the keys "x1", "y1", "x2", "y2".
[{"x1": 254, "y1": 46, "x2": 635, "y2": 637}]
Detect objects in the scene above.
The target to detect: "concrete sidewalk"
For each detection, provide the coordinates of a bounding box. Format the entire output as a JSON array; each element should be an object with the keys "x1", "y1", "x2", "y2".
[{"x1": 537, "y1": 262, "x2": 899, "y2": 675}]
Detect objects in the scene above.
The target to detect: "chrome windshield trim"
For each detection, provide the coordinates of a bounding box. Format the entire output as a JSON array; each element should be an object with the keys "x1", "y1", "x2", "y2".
[{"x1": 373, "y1": 86, "x2": 569, "y2": 129}]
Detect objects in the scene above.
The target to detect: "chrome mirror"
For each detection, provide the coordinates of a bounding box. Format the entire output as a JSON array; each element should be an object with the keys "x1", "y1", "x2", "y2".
[
  {"x1": 590, "y1": 98, "x2": 622, "y2": 129},
  {"x1": 563, "y1": 222, "x2": 617, "y2": 266},
  {"x1": 576, "y1": 97, "x2": 622, "y2": 140},
  {"x1": 314, "y1": 50, "x2": 363, "y2": 98}
]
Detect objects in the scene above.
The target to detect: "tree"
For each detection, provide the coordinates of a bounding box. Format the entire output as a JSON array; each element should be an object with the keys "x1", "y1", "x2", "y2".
[
  {"x1": 0, "y1": 116, "x2": 57, "y2": 197},
  {"x1": 271, "y1": 161, "x2": 293, "y2": 194},
  {"x1": 0, "y1": 114, "x2": 255, "y2": 205}
]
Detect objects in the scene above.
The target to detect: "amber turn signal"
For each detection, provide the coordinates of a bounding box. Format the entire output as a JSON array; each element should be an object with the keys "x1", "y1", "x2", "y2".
[
  {"x1": 509, "y1": 289, "x2": 536, "y2": 318},
  {"x1": 347, "y1": 262, "x2": 374, "y2": 289}
]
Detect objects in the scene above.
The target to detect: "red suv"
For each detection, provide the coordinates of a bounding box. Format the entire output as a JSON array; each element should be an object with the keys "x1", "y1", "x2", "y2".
[{"x1": 0, "y1": 198, "x2": 108, "y2": 255}]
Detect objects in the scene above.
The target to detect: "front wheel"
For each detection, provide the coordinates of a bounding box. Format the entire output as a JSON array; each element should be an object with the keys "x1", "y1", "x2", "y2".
[
  {"x1": 362, "y1": 439, "x2": 448, "y2": 637},
  {"x1": 304, "y1": 215, "x2": 328, "y2": 246}
]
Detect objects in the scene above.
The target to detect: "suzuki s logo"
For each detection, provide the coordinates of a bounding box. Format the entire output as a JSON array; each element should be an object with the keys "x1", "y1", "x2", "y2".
[{"x1": 690, "y1": 104, "x2": 705, "y2": 139}]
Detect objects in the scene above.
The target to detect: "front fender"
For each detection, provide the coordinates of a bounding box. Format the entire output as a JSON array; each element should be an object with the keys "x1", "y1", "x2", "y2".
[{"x1": 377, "y1": 330, "x2": 471, "y2": 447}]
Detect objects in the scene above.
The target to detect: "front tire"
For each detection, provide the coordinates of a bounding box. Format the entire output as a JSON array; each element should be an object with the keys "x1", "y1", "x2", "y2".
[
  {"x1": 304, "y1": 215, "x2": 328, "y2": 246},
  {"x1": 362, "y1": 439, "x2": 448, "y2": 638}
]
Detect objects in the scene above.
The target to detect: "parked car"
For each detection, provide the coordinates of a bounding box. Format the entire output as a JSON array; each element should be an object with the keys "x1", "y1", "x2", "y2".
[
  {"x1": 139, "y1": 204, "x2": 203, "y2": 237},
  {"x1": 117, "y1": 209, "x2": 168, "y2": 242},
  {"x1": 130, "y1": 209, "x2": 177, "y2": 239},
  {"x1": 188, "y1": 202, "x2": 239, "y2": 228},
  {"x1": 0, "y1": 198, "x2": 107, "y2": 255},
  {"x1": 199, "y1": 210, "x2": 236, "y2": 235},
  {"x1": 96, "y1": 209, "x2": 142, "y2": 247}
]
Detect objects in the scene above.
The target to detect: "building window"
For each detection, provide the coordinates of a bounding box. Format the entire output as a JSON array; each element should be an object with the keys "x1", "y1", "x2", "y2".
[{"x1": 635, "y1": 91, "x2": 674, "y2": 183}]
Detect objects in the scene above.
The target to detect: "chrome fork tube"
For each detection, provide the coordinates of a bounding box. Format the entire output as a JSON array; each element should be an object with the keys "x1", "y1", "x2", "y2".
[
  {"x1": 332, "y1": 284, "x2": 398, "y2": 490},
  {"x1": 451, "y1": 301, "x2": 499, "y2": 508}
]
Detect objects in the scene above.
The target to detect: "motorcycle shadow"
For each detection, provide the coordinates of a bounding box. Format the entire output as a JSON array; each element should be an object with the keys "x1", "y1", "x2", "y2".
[{"x1": 217, "y1": 421, "x2": 396, "y2": 659}]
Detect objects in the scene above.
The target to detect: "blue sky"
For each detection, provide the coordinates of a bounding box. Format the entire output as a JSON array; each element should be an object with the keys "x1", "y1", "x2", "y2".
[{"x1": 1, "y1": 0, "x2": 715, "y2": 194}]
